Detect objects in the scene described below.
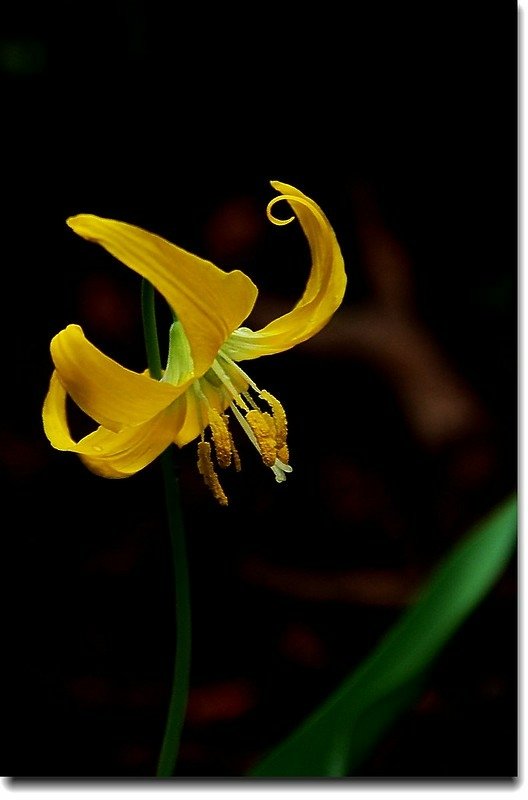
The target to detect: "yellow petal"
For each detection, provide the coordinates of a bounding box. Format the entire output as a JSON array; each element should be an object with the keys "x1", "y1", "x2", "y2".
[
  {"x1": 78, "y1": 412, "x2": 179, "y2": 477},
  {"x1": 223, "y1": 181, "x2": 346, "y2": 361},
  {"x1": 171, "y1": 393, "x2": 203, "y2": 448},
  {"x1": 43, "y1": 370, "x2": 184, "y2": 477},
  {"x1": 50, "y1": 325, "x2": 187, "y2": 432},
  {"x1": 43, "y1": 371, "x2": 82, "y2": 451},
  {"x1": 67, "y1": 214, "x2": 259, "y2": 377}
]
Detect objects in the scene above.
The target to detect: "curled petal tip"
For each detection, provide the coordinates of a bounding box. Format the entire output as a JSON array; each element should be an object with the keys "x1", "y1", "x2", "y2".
[
  {"x1": 66, "y1": 214, "x2": 82, "y2": 228},
  {"x1": 225, "y1": 182, "x2": 346, "y2": 361},
  {"x1": 66, "y1": 214, "x2": 100, "y2": 239}
]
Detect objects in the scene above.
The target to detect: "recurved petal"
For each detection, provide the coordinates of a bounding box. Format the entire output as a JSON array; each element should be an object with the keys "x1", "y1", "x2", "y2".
[
  {"x1": 77, "y1": 412, "x2": 180, "y2": 477},
  {"x1": 51, "y1": 324, "x2": 187, "y2": 432},
  {"x1": 223, "y1": 181, "x2": 346, "y2": 361},
  {"x1": 43, "y1": 370, "x2": 185, "y2": 477},
  {"x1": 67, "y1": 214, "x2": 259, "y2": 377}
]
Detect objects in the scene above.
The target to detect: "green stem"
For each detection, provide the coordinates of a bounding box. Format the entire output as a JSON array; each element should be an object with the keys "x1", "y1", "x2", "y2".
[
  {"x1": 156, "y1": 448, "x2": 191, "y2": 777},
  {"x1": 141, "y1": 279, "x2": 163, "y2": 381},
  {"x1": 141, "y1": 279, "x2": 191, "y2": 777}
]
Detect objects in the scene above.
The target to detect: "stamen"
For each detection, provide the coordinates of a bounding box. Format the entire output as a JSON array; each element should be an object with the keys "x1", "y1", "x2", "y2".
[
  {"x1": 246, "y1": 410, "x2": 277, "y2": 468},
  {"x1": 259, "y1": 390, "x2": 288, "y2": 454},
  {"x1": 211, "y1": 360, "x2": 250, "y2": 411},
  {"x1": 217, "y1": 351, "x2": 261, "y2": 394},
  {"x1": 197, "y1": 440, "x2": 228, "y2": 506},
  {"x1": 277, "y1": 443, "x2": 290, "y2": 463},
  {"x1": 223, "y1": 414, "x2": 242, "y2": 472},
  {"x1": 243, "y1": 391, "x2": 260, "y2": 411},
  {"x1": 230, "y1": 402, "x2": 260, "y2": 449},
  {"x1": 230, "y1": 395, "x2": 292, "y2": 479},
  {"x1": 192, "y1": 381, "x2": 209, "y2": 434},
  {"x1": 200, "y1": 351, "x2": 294, "y2": 491},
  {"x1": 207, "y1": 408, "x2": 232, "y2": 468}
]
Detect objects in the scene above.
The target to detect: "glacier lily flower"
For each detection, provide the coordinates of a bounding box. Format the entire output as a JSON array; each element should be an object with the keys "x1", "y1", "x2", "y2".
[{"x1": 43, "y1": 181, "x2": 346, "y2": 504}]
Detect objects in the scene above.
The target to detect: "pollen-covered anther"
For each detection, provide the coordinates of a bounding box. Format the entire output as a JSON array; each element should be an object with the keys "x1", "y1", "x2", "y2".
[
  {"x1": 223, "y1": 414, "x2": 242, "y2": 472},
  {"x1": 246, "y1": 410, "x2": 277, "y2": 468},
  {"x1": 277, "y1": 443, "x2": 289, "y2": 464},
  {"x1": 259, "y1": 390, "x2": 288, "y2": 454},
  {"x1": 197, "y1": 439, "x2": 228, "y2": 506},
  {"x1": 207, "y1": 408, "x2": 232, "y2": 468}
]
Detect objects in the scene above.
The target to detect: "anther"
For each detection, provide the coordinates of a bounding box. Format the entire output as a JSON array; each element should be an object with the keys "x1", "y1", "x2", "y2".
[
  {"x1": 208, "y1": 408, "x2": 232, "y2": 468},
  {"x1": 197, "y1": 440, "x2": 228, "y2": 506},
  {"x1": 223, "y1": 414, "x2": 242, "y2": 472},
  {"x1": 277, "y1": 443, "x2": 289, "y2": 463},
  {"x1": 246, "y1": 410, "x2": 277, "y2": 468},
  {"x1": 259, "y1": 390, "x2": 288, "y2": 454}
]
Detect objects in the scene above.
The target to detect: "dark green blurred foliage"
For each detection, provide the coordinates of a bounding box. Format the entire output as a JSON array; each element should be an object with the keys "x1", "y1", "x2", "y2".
[{"x1": 250, "y1": 497, "x2": 517, "y2": 777}]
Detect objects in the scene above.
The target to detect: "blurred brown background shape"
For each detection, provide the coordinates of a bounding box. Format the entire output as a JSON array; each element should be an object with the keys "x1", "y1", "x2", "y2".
[{"x1": 3, "y1": 1, "x2": 517, "y2": 780}]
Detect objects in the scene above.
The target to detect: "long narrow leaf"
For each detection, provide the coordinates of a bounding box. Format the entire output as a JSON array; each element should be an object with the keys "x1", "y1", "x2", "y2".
[{"x1": 249, "y1": 495, "x2": 517, "y2": 777}]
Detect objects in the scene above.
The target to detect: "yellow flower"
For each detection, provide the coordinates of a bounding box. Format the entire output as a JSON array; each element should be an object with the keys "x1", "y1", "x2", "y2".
[{"x1": 43, "y1": 181, "x2": 346, "y2": 504}]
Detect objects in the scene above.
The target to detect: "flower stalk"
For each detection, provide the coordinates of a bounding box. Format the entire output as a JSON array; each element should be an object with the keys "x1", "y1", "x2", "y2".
[{"x1": 142, "y1": 279, "x2": 191, "y2": 777}]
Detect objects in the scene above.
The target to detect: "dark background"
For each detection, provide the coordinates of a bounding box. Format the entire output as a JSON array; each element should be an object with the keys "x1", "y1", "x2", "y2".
[{"x1": 3, "y1": 1, "x2": 517, "y2": 779}]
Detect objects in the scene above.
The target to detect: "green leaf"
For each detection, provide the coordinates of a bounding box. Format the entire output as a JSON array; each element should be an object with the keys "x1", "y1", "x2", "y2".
[{"x1": 249, "y1": 495, "x2": 517, "y2": 777}]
